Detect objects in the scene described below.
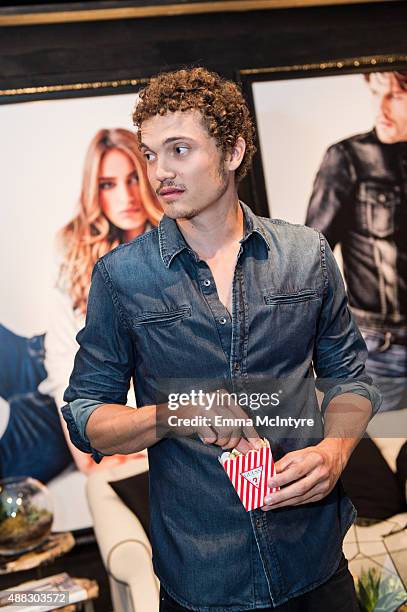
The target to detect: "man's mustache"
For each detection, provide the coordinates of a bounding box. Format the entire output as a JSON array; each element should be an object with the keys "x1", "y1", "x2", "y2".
[{"x1": 156, "y1": 181, "x2": 187, "y2": 195}]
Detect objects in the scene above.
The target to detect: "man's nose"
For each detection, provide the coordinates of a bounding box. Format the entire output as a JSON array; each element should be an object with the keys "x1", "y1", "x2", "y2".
[{"x1": 155, "y1": 159, "x2": 176, "y2": 183}]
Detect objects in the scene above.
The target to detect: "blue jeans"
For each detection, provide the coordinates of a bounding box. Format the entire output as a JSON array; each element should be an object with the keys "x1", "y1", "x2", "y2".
[
  {"x1": 361, "y1": 326, "x2": 407, "y2": 412},
  {"x1": 0, "y1": 325, "x2": 72, "y2": 482}
]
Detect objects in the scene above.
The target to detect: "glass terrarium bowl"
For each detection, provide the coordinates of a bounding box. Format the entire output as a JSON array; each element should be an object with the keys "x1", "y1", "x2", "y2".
[{"x1": 0, "y1": 476, "x2": 54, "y2": 556}]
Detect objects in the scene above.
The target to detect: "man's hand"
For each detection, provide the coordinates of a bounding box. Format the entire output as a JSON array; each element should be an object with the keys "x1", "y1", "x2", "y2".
[
  {"x1": 162, "y1": 389, "x2": 263, "y2": 452},
  {"x1": 261, "y1": 439, "x2": 347, "y2": 511},
  {"x1": 261, "y1": 393, "x2": 373, "y2": 511},
  {"x1": 198, "y1": 393, "x2": 263, "y2": 452}
]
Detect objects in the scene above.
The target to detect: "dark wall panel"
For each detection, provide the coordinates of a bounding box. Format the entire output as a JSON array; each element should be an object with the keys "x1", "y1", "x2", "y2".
[{"x1": 1, "y1": 2, "x2": 407, "y2": 89}]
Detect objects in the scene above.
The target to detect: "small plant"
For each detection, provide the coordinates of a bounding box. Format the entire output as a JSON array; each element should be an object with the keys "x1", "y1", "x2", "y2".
[
  {"x1": 0, "y1": 496, "x2": 52, "y2": 554},
  {"x1": 356, "y1": 566, "x2": 407, "y2": 612}
]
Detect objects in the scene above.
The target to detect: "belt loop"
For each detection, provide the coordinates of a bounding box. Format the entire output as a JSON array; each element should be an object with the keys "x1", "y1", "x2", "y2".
[{"x1": 376, "y1": 331, "x2": 392, "y2": 353}]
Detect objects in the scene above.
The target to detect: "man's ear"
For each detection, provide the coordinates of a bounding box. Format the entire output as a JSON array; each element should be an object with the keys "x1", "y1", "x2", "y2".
[{"x1": 227, "y1": 136, "x2": 246, "y2": 172}]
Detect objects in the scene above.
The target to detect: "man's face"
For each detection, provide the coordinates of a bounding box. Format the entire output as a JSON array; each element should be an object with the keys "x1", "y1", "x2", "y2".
[
  {"x1": 140, "y1": 110, "x2": 231, "y2": 220},
  {"x1": 369, "y1": 72, "x2": 407, "y2": 143}
]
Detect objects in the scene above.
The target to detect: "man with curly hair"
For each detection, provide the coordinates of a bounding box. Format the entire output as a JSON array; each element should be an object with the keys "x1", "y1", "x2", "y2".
[{"x1": 63, "y1": 67, "x2": 380, "y2": 611}]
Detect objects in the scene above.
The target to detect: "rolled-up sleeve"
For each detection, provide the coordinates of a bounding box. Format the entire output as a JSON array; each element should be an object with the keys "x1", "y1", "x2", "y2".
[
  {"x1": 61, "y1": 400, "x2": 105, "y2": 463},
  {"x1": 313, "y1": 234, "x2": 382, "y2": 416},
  {"x1": 62, "y1": 259, "x2": 135, "y2": 461}
]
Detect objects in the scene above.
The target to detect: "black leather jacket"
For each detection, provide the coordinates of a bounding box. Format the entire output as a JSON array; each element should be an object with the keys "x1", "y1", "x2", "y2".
[{"x1": 306, "y1": 130, "x2": 407, "y2": 328}]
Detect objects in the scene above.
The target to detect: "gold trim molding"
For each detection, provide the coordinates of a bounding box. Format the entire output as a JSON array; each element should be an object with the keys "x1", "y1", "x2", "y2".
[
  {"x1": 240, "y1": 54, "x2": 407, "y2": 76},
  {"x1": 0, "y1": 78, "x2": 148, "y2": 98},
  {"x1": 0, "y1": 0, "x2": 397, "y2": 27}
]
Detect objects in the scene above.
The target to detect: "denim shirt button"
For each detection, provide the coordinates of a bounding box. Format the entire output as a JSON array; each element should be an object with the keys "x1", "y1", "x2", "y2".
[
  {"x1": 203, "y1": 279, "x2": 211, "y2": 287},
  {"x1": 234, "y1": 362, "x2": 241, "y2": 371},
  {"x1": 219, "y1": 317, "x2": 227, "y2": 325}
]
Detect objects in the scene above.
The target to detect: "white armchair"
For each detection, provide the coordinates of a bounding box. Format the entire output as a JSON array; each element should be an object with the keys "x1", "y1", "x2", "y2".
[{"x1": 86, "y1": 457, "x2": 159, "y2": 612}]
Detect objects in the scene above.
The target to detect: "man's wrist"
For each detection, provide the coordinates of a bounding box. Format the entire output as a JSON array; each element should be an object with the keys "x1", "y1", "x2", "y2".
[
  {"x1": 155, "y1": 402, "x2": 174, "y2": 440},
  {"x1": 318, "y1": 436, "x2": 357, "y2": 471}
]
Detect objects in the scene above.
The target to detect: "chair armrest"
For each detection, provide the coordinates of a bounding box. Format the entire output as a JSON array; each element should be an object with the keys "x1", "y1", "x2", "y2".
[
  {"x1": 86, "y1": 458, "x2": 159, "y2": 610},
  {"x1": 109, "y1": 540, "x2": 159, "y2": 612}
]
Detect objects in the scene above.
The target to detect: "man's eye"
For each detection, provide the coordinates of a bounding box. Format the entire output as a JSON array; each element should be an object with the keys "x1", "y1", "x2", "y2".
[
  {"x1": 99, "y1": 181, "x2": 114, "y2": 190},
  {"x1": 175, "y1": 146, "x2": 189, "y2": 155},
  {"x1": 144, "y1": 152, "x2": 155, "y2": 162}
]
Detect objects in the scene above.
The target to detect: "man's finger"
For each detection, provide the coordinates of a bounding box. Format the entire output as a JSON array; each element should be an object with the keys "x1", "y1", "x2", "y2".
[
  {"x1": 243, "y1": 429, "x2": 263, "y2": 449},
  {"x1": 261, "y1": 480, "x2": 326, "y2": 511},
  {"x1": 198, "y1": 426, "x2": 218, "y2": 444},
  {"x1": 268, "y1": 454, "x2": 320, "y2": 488},
  {"x1": 264, "y1": 470, "x2": 321, "y2": 505},
  {"x1": 234, "y1": 437, "x2": 256, "y2": 454},
  {"x1": 215, "y1": 433, "x2": 234, "y2": 447},
  {"x1": 220, "y1": 427, "x2": 243, "y2": 450},
  {"x1": 296, "y1": 492, "x2": 325, "y2": 505},
  {"x1": 218, "y1": 395, "x2": 262, "y2": 444},
  {"x1": 273, "y1": 449, "x2": 322, "y2": 475}
]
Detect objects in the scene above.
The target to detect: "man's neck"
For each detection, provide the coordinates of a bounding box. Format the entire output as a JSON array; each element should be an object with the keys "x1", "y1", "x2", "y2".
[{"x1": 176, "y1": 193, "x2": 244, "y2": 260}]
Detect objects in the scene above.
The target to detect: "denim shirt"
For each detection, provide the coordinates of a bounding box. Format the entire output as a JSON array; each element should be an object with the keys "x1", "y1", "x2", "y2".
[
  {"x1": 62, "y1": 202, "x2": 380, "y2": 610},
  {"x1": 306, "y1": 129, "x2": 407, "y2": 325}
]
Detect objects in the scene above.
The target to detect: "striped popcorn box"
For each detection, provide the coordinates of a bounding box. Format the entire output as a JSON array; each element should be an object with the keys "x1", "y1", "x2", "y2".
[{"x1": 219, "y1": 439, "x2": 278, "y2": 511}]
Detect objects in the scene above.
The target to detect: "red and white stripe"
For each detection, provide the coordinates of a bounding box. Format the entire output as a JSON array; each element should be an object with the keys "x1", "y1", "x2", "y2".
[{"x1": 222, "y1": 446, "x2": 278, "y2": 511}]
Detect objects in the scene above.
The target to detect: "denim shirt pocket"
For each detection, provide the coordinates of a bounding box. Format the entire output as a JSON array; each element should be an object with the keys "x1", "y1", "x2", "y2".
[
  {"x1": 264, "y1": 289, "x2": 320, "y2": 305},
  {"x1": 357, "y1": 181, "x2": 401, "y2": 238},
  {"x1": 262, "y1": 289, "x2": 322, "y2": 365},
  {"x1": 130, "y1": 306, "x2": 193, "y2": 380},
  {"x1": 133, "y1": 305, "x2": 192, "y2": 326}
]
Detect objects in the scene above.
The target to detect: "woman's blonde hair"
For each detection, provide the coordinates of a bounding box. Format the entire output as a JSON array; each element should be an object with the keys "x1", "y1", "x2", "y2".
[{"x1": 58, "y1": 128, "x2": 162, "y2": 315}]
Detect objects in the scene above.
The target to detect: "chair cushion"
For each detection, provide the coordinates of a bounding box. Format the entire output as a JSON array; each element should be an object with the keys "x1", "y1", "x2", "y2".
[
  {"x1": 341, "y1": 436, "x2": 407, "y2": 520},
  {"x1": 108, "y1": 470, "x2": 150, "y2": 539}
]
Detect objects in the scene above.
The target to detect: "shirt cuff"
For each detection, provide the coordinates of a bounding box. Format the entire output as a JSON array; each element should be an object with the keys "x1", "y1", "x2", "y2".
[
  {"x1": 61, "y1": 399, "x2": 107, "y2": 464},
  {"x1": 319, "y1": 380, "x2": 382, "y2": 418}
]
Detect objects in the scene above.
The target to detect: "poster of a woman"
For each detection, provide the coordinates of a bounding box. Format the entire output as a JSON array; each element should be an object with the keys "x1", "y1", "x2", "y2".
[{"x1": 0, "y1": 92, "x2": 162, "y2": 529}]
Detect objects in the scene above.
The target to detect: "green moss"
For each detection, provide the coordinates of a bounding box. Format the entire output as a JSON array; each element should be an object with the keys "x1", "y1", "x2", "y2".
[{"x1": 0, "y1": 501, "x2": 53, "y2": 550}]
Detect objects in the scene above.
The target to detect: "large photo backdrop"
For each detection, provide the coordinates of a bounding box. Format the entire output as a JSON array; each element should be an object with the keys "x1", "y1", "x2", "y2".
[{"x1": 0, "y1": 88, "x2": 160, "y2": 530}]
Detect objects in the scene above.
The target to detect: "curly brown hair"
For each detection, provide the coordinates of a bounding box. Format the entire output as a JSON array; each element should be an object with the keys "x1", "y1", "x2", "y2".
[{"x1": 132, "y1": 67, "x2": 256, "y2": 181}]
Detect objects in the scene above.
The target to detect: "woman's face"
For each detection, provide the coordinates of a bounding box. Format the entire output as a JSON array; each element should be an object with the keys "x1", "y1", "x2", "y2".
[{"x1": 98, "y1": 148, "x2": 148, "y2": 238}]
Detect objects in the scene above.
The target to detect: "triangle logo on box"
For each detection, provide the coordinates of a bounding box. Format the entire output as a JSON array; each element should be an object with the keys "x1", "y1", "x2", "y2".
[
  {"x1": 241, "y1": 466, "x2": 263, "y2": 488},
  {"x1": 219, "y1": 439, "x2": 279, "y2": 511}
]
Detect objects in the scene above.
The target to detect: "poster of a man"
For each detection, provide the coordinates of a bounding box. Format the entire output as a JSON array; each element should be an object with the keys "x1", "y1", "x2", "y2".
[{"x1": 305, "y1": 71, "x2": 407, "y2": 412}]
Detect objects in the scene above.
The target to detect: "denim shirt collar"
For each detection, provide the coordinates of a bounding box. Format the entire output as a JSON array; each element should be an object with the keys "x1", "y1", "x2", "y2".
[{"x1": 158, "y1": 200, "x2": 271, "y2": 268}]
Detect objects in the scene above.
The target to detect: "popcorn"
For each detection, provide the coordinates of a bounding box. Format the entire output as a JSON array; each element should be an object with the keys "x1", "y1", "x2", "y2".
[{"x1": 219, "y1": 438, "x2": 278, "y2": 511}]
